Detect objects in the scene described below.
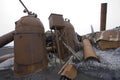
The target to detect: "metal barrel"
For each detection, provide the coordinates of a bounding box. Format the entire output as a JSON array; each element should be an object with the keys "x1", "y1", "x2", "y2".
[
  {"x1": 100, "y1": 3, "x2": 107, "y2": 31},
  {"x1": 0, "y1": 31, "x2": 14, "y2": 48},
  {"x1": 14, "y1": 15, "x2": 48, "y2": 76},
  {"x1": 83, "y1": 39, "x2": 99, "y2": 62}
]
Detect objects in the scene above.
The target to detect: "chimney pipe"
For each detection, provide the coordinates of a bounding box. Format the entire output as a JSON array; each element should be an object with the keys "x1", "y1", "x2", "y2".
[{"x1": 100, "y1": 3, "x2": 107, "y2": 31}]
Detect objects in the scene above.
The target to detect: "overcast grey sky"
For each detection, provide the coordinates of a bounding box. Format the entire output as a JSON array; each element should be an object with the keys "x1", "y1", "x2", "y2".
[{"x1": 0, "y1": 0, "x2": 120, "y2": 45}]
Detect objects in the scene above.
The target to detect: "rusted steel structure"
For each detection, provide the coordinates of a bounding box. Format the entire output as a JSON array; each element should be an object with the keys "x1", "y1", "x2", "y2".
[
  {"x1": 49, "y1": 13, "x2": 64, "y2": 30},
  {"x1": 83, "y1": 39, "x2": 99, "y2": 62},
  {"x1": 60, "y1": 19, "x2": 76, "y2": 58},
  {"x1": 49, "y1": 13, "x2": 65, "y2": 64},
  {"x1": 61, "y1": 19, "x2": 79, "y2": 57},
  {"x1": 95, "y1": 29, "x2": 120, "y2": 50},
  {"x1": 100, "y1": 3, "x2": 107, "y2": 31},
  {"x1": 14, "y1": 15, "x2": 48, "y2": 76},
  {"x1": 49, "y1": 14, "x2": 79, "y2": 59},
  {"x1": 0, "y1": 31, "x2": 14, "y2": 48}
]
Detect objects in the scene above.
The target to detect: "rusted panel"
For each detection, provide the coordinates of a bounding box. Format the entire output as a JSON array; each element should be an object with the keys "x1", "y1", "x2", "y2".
[
  {"x1": 100, "y1": 3, "x2": 107, "y2": 31},
  {"x1": 0, "y1": 31, "x2": 14, "y2": 48},
  {"x1": 96, "y1": 30, "x2": 120, "y2": 41},
  {"x1": 98, "y1": 41, "x2": 120, "y2": 50},
  {"x1": 96, "y1": 30, "x2": 120, "y2": 50},
  {"x1": 14, "y1": 58, "x2": 48, "y2": 76},
  {"x1": 83, "y1": 39, "x2": 99, "y2": 61},
  {"x1": 14, "y1": 15, "x2": 48, "y2": 76},
  {"x1": 48, "y1": 13, "x2": 64, "y2": 30},
  {"x1": 61, "y1": 64, "x2": 77, "y2": 79}
]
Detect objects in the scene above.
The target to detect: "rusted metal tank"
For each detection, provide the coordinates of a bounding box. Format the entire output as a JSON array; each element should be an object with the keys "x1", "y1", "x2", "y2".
[
  {"x1": 100, "y1": 3, "x2": 107, "y2": 31},
  {"x1": 82, "y1": 39, "x2": 99, "y2": 62},
  {"x1": 61, "y1": 19, "x2": 79, "y2": 58},
  {"x1": 95, "y1": 29, "x2": 120, "y2": 50},
  {"x1": 0, "y1": 31, "x2": 14, "y2": 48},
  {"x1": 49, "y1": 13, "x2": 64, "y2": 30},
  {"x1": 14, "y1": 15, "x2": 48, "y2": 76}
]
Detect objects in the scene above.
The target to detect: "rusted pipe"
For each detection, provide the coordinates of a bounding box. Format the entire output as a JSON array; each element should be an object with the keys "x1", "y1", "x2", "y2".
[
  {"x1": 0, "y1": 31, "x2": 14, "y2": 48},
  {"x1": 83, "y1": 39, "x2": 99, "y2": 62},
  {"x1": 100, "y1": 3, "x2": 107, "y2": 31},
  {"x1": 0, "y1": 54, "x2": 14, "y2": 62}
]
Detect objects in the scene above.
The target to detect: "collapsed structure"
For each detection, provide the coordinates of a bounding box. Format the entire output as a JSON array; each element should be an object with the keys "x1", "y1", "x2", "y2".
[{"x1": 0, "y1": 1, "x2": 120, "y2": 80}]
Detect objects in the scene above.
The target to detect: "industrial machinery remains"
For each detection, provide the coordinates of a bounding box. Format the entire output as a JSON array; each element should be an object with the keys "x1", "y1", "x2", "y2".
[{"x1": 0, "y1": 0, "x2": 120, "y2": 80}]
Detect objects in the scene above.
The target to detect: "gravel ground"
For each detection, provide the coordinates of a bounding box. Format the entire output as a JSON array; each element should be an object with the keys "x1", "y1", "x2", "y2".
[{"x1": 1, "y1": 46, "x2": 120, "y2": 80}]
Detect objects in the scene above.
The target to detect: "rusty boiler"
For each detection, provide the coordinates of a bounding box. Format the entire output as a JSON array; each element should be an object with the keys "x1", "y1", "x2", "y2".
[
  {"x1": 62, "y1": 19, "x2": 79, "y2": 57},
  {"x1": 14, "y1": 15, "x2": 48, "y2": 76},
  {"x1": 48, "y1": 13, "x2": 65, "y2": 60}
]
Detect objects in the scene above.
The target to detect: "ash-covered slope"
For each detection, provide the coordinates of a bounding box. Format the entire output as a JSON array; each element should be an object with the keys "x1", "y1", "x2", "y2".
[{"x1": 75, "y1": 47, "x2": 120, "y2": 80}]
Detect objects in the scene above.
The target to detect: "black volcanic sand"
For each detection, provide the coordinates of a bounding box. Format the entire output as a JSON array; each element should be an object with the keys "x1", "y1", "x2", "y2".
[
  {"x1": 0, "y1": 66, "x2": 61, "y2": 80},
  {"x1": 0, "y1": 47, "x2": 14, "y2": 80},
  {"x1": 0, "y1": 47, "x2": 13, "y2": 56},
  {"x1": 0, "y1": 69, "x2": 14, "y2": 80}
]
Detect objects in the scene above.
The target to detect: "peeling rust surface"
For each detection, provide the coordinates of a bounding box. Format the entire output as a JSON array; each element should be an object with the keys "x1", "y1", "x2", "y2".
[
  {"x1": 96, "y1": 30, "x2": 120, "y2": 41},
  {"x1": 95, "y1": 29, "x2": 120, "y2": 50},
  {"x1": 49, "y1": 13, "x2": 64, "y2": 30},
  {"x1": 14, "y1": 15, "x2": 48, "y2": 76},
  {"x1": 60, "y1": 20, "x2": 77, "y2": 58},
  {"x1": 82, "y1": 39, "x2": 98, "y2": 61}
]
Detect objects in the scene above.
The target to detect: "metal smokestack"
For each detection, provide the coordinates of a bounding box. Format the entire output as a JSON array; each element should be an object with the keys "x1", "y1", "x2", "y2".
[{"x1": 100, "y1": 3, "x2": 107, "y2": 31}]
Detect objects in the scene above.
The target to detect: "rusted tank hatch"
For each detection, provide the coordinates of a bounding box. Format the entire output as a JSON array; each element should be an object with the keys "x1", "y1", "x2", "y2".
[{"x1": 14, "y1": 15, "x2": 48, "y2": 76}]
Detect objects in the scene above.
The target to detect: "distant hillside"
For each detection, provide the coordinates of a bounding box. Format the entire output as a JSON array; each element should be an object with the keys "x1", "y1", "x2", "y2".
[{"x1": 0, "y1": 46, "x2": 13, "y2": 56}]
